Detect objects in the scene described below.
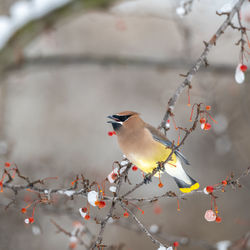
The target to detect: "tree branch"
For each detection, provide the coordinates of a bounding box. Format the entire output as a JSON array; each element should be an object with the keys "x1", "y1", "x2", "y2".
[
  {"x1": 158, "y1": 0, "x2": 246, "y2": 131},
  {"x1": 91, "y1": 164, "x2": 131, "y2": 249},
  {"x1": 120, "y1": 201, "x2": 168, "y2": 249}
]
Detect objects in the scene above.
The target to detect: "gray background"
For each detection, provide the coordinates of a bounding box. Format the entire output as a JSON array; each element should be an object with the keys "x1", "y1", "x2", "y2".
[{"x1": 0, "y1": 0, "x2": 250, "y2": 249}]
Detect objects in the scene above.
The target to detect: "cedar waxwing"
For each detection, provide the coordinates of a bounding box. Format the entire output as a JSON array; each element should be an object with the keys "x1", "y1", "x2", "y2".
[{"x1": 107, "y1": 111, "x2": 199, "y2": 193}]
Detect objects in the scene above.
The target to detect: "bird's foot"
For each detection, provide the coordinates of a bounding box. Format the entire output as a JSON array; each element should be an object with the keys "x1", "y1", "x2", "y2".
[{"x1": 144, "y1": 174, "x2": 152, "y2": 184}]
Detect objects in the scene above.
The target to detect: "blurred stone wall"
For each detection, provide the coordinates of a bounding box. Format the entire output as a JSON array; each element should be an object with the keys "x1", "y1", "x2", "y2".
[{"x1": 0, "y1": 1, "x2": 250, "y2": 250}]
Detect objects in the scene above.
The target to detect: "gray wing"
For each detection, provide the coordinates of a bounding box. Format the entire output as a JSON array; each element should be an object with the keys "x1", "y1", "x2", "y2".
[{"x1": 145, "y1": 123, "x2": 190, "y2": 165}]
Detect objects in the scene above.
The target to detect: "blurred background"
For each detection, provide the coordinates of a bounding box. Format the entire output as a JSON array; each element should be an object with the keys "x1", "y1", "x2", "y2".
[{"x1": 0, "y1": 0, "x2": 250, "y2": 249}]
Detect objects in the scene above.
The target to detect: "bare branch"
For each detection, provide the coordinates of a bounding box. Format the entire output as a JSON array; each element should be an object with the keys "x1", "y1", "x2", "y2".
[
  {"x1": 50, "y1": 219, "x2": 89, "y2": 248},
  {"x1": 121, "y1": 166, "x2": 250, "y2": 203},
  {"x1": 115, "y1": 219, "x2": 216, "y2": 250},
  {"x1": 50, "y1": 219, "x2": 72, "y2": 237},
  {"x1": 91, "y1": 164, "x2": 131, "y2": 249},
  {"x1": 158, "y1": 0, "x2": 246, "y2": 131},
  {"x1": 120, "y1": 201, "x2": 169, "y2": 249}
]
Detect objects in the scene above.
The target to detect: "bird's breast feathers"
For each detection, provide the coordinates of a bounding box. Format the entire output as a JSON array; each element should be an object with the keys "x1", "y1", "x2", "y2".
[{"x1": 126, "y1": 142, "x2": 177, "y2": 174}]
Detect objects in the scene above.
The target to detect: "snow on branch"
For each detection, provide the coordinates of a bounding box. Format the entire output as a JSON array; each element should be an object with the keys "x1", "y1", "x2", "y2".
[{"x1": 0, "y1": 0, "x2": 115, "y2": 74}]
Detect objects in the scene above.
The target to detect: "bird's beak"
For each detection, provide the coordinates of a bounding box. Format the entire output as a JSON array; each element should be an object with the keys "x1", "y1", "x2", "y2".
[{"x1": 107, "y1": 115, "x2": 120, "y2": 123}]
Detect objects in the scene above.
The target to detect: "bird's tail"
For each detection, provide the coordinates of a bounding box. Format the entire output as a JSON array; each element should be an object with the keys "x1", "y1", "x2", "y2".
[
  {"x1": 173, "y1": 175, "x2": 199, "y2": 193},
  {"x1": 165, "y1": 158, "x2": 199, "y2": 193}
]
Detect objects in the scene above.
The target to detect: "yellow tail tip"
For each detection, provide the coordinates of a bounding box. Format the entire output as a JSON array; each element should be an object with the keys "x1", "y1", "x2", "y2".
[{"x1": 179, "y1": 182, "x2": 200, "y2": 193}]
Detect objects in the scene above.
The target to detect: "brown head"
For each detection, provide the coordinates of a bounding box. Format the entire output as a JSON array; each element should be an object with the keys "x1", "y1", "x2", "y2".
[{"x1": 107, "y1": 111, "x2": 145, "y2": 135}]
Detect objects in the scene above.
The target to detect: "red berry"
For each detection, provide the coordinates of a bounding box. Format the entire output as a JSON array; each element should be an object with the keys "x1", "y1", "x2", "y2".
[
  {"x1": 206, "y1": 186, "x2": 214, "y2": 193},
  {"x1": 205, "y1": 105, "x2": 211, "y2": 110},
  {"x1": 112, "y1": 131, "x2": 116, "y2": 135},
  {"x1": 216, "y1": 216, "x2": 222, "y2": 223},
  {"x1": 98, "y1": 201, "x2": 106, "y2": 208},
  {"x1": 158, "y1": 182, "x2": 164, "y2": 188},
  {"x1": 95, "y1": 201, "x2": 100, "y2": 206},
  {"x1": 200, "y1": 118, "x2": 206, "y2": 124},
  {"x1": 123, "y1": 211, "x2": 129, "y2": 217},
  {"x1": 29, "y1": 217, "x2": 34, "y2": 224},
  {"x1": 111, "y1": 173, "x2": 118, "y2": 180},
  {"x1": 82, "y1": 207, "x2": 87, "y2": 213},
  {"x1": 240, "y1": 64, "x2": 247, "y2": 72},
  {"x1": 222, "y1": 180, "x2": 227, "y2": 186},
  {"x1": 173, "y1": 241, "x2": 179, "y2": 247},
  {"x1": 5, "y1": 162, "x2": 11, "y2": 167},
  {"x1": 204, "y1": 123, "x2": 212, "y2": 130},
  {"x1": 132, "y1": 166, "x2": 138, "y2": 171},
  {"x1": 21, "y1": 208, "x2": 27, "y2": 213},
  {"x1": 84, "y1": 214, "x2": 90, "y2": 220},
  {"x1": 108, "y1": 131, "x2": 113, "y2": 136}
]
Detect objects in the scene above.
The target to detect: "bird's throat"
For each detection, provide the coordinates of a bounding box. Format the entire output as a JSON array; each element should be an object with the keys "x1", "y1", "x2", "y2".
[{"x1": 111, "y1": 122, "x2": 122, "y2": 131}]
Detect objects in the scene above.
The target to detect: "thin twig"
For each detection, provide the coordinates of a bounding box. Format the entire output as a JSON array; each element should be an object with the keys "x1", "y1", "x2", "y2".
[
  {"x1": 50, "y1": 219, "x2": 88, "y2": 248},
  {"x1": 158, "y1": 0, "x2": 245, "y2": 131},
  {"x1": 50, "y1": 219, "x2": 72, "y2": 237},
  {"x1": 120, "y1": 201, "x2": 169, "y2": 248},
  {"x1": 91, "y1": 164, "x2": 131, "y2": 249},
  {"x1": 121, "y1": 166, "x2": 250, "y2": 202},
  {"x1": 115, "y1": 219, "x2": 216, "y2": 250}
]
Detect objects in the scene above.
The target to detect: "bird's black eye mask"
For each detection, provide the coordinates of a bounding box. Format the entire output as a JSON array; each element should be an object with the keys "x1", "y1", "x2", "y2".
[
  {"x1": 113, "y1": 114, "x2": 132, "y2": 122},
  {"x1": 107, "y1": 114, "x2": 133, "y2": 131}
]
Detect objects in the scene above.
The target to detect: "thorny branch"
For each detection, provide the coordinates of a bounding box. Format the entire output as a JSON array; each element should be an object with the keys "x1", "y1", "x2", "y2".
[
  {"x1": 3, "y1": 164, "x2": 249, "y2": 205},
  {"x1": 2, "y1": 108, "x2": 248, "y2": 249},
  {"x1": 115, "y1": 219, "x2": 216, "y2": 250},
  {"x1": 2, "y1": 172, "x2": 89, "y2": 197},
  {"x1": 50, "y1": 219, "x2": 89, "y2": 248},
  {"x1": 236, "y1": 10, "x2": 248, "y2": 64},
  {"x1": 91, "y1": 164, "x2": 131, "y2": 249},
  {"x1": 122, "y1": 167, "x2": 250, "y2": 203},
  {"x1": 2, "y1": 164, "x2": 249, "y2": 250},
  {"x1": 115, "y1": 219, "x2": 250, "y2": 250},
  {"x1": 158, "y1": 0, "x2": 246, "y2": 132},
  {"x1": 51, "y1": 219, "x2": 72, "y2": 237}
]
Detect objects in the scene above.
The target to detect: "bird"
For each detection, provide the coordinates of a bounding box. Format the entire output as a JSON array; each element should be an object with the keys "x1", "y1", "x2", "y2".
[{"x1": 107, "y1": 111, "x2": 199, "y2": 193}]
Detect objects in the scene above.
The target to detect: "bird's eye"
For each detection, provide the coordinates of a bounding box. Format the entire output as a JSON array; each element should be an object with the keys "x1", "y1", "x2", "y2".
[{"x1": 114, "y1": 115, "x2": 132, "y2": 122}]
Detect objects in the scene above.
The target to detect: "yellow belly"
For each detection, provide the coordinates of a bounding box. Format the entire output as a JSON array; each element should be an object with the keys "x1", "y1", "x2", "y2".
[{"x1": 128, "y1": 143, "x2": 177, "y2": 174}]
